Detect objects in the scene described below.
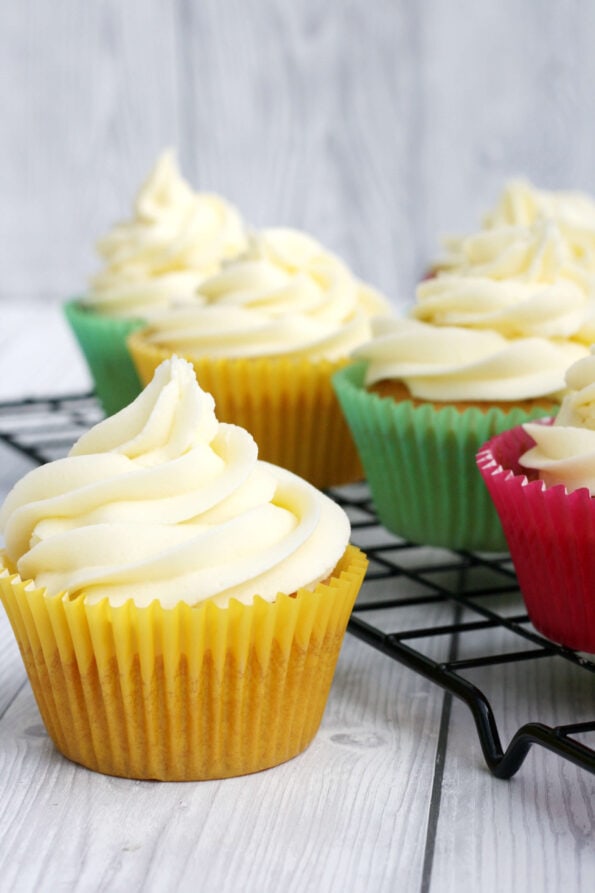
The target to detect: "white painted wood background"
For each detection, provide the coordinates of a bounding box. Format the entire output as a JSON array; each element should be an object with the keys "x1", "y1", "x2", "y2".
[
  {"x1": 4, "y1": 0, "x2": 595, "y2": 311},
  {"x1": 1, "y1": 2, "x2": 595, "y2": 891}
]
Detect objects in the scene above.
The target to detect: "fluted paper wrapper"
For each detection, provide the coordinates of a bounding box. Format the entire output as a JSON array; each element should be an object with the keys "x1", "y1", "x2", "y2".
[
  {"x1": 477, "y1": 424, "x2": 595, "y2": 652},
  {"x1": 333, "y1": 363, "x2": 552, "y2": 551},
  {"x1": 64, "y1": 299, "x2": 145, "y2": 416},
  {"x1": 0, "y1": 545, "x2": 367, "y2": 780},
  {"x1": 127, "y1": 332, "x2": 363, "y2": 489}
]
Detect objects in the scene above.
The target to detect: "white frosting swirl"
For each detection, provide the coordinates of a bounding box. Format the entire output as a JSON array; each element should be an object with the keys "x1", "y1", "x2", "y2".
[
  {"x1": 140, "y1": 228, "x2": 392, "y2": 360},
  {"x1": 84, "y1": 151, "x2": 247, "y2": 318},
  {"x1": 441, "y1": 180, "x2": 595, "y2": 271},
  {"x1": 484, "y1": 180, "x2": 595, "y2": 265},
  {"x1": 522, "y1": 347, "x2": 595, "y2": 493},
  {"x1": 415, "y1": 220, "x2": 591, "y2": 340},
  {"x1": 354, "y1": 317, "x2": 587, "y2": 402},
  {"x1": 0, "y1": 358, "x2": 350, "y2": 607}
]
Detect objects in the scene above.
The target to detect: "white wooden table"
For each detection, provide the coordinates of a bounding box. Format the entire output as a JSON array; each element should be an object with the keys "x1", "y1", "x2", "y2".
[{"x1": 0, "y1": 304, "x2": 593, "y2": 893}]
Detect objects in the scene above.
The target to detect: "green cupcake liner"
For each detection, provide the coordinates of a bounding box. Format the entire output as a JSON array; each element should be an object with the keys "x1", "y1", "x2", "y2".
[
  {"x1": 63, "y1": 299, "x2": 145, "y2": 417},
  {"x1": 332, "y1": 362, "x2": 554, "y2": 551}
]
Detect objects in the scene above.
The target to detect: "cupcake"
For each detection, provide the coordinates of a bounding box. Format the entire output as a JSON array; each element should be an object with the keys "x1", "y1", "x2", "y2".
[
  {"x1": 127, "y1": 227, "x2": 392, "y2": 488},
  {"x1": 0, "y1": 357, "x2": 367, "y2": 780},
  {"x1": 65, "y1": 151, "x2": 247, "y2": 416},
  {"x1": 333, "y1": 214, "x2": 592, "y2": 551},
  {"x1": 333, "y1": 317, "x2": 586, "y2": 551},
  {"x1": 477, "y1": 347, "x2": 595, "y2": 651}
]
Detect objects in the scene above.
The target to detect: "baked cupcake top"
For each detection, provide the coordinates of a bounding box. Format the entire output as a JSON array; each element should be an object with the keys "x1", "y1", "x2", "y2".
[
  {"x1": 353, "y1": 317, "x2": 587, "y2": 403},
  {"x1": 414, "y1": 219, "x2": 591, "y2": 341},
  {"x1": 136, "y1": 228, "x2": 392, "y2": 361},
  {"x1": 521, "y1": 347, "x2": 595, "y2": 493},
  {"x1": 0, "y1": 357, "x2": 350, "y2": 607},
  {"x1": 84, "y1": 151, "x2": 247, "y2": 318}
]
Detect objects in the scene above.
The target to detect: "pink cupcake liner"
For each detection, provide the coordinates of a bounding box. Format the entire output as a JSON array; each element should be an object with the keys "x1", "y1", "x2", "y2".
[{"x1": 477, "y1": 421, "x2": 595, "y2": 652}]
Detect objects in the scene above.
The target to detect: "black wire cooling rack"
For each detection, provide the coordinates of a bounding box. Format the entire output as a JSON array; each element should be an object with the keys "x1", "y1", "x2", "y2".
[{"x1": 0, "y1": 392, "x2": 594, "y2": 780}]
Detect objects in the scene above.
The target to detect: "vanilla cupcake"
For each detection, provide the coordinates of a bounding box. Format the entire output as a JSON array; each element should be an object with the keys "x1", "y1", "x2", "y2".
[
  {"x1": 477, "y1": 347, "x2": 595, "y2": 652},
  {"x1": 333, "y1": 317, "x2": 586, "y2": 551},
  {"x1": 0, "y1": 357, "x2": 366, "y2": 780},
  {"x1": 128, "y1": 227, "x2": 392, "y2": 488},
  {"x1": 65, "y1": 151, "x2": 247, "y2": 416}
]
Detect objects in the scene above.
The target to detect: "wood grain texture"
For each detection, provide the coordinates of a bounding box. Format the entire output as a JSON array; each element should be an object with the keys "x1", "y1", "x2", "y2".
[
  {"x1": 0, "y1": 0, "x2": 180, "y2": 302},
  {"x1": 6, "y1": 1, "x2": 595, "y2": 311},
  {"x1": 0, "y1": 305, "x2": 90, "y2": 399},
  {"x1": 0, "y1": 614, "x2": 26, "y2": 719},
  {"x1": 0, "y1": 622, "x2": 448, "y2": 893},
  {"x1": 417, "y1": 0, "x2": 595, "y2": 262},
  {"x1": 177, "y1": 0, "x2": 423, "y2": 302},
  {"x1": 428, "y1": 623, "x2": 595, "y2": 892}
]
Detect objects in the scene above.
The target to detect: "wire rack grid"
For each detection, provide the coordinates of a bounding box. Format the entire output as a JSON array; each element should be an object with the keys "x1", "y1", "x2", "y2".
[{"x1": 0, "y1": 392, "x2": 594, "y2": 779}]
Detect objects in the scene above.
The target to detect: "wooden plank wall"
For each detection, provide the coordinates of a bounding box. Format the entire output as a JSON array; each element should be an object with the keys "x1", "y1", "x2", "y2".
[{"x1": 3, "y1": 0, "x2": 595, "y2": 311}]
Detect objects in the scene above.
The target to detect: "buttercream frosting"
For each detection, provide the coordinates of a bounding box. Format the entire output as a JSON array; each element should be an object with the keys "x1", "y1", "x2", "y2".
[
  {"x1": 139, "y1": 228, "x2": 392, "y2": 360},
  {"x1": 441, "y1": 179, "x2": 595, "y2": 271},
  {"x1": 354, "y1": 317, "x2": 587, "y2": 403},
  {"x1": 522, "y1": 347, "x2": 595, "y2": 493},
  {"x1": 414, "y1": 220, "x2": 591, "y2": 340},
  {"x1": 0, "y1": 358, "x2": 350, "y2": 607},
  {"x1": 484, "y1": 179, "x2": 595, "y2": 255},
  {"x1": 84, "y1": 151, "x2": 247, "y2": 318}
]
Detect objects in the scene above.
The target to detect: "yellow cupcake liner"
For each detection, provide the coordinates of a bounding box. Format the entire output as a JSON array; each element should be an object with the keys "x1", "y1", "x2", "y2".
[
  {"x1": 127, "y1": 332, "x2": 364, "y2": 488},
  {"x1": 0, "y1": 545, "x2": 367, "y2": 781}
]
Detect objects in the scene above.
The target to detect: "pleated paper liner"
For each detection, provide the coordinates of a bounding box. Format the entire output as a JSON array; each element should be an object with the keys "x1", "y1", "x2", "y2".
[
  {"x1": 126, "y1": 331, "x2": 364, "y2": 488},
  {"x1": 477, "y1": 424, "x2": 595, "y2": 653},
  {"x1": 63, "y1": 299, "x2": 145, "y2": 417},
  {"x1": 332, "y1": 362, "x2": 554, "y2": 552},
  {"x1": 0, "y1": 545, "x2": 367, "y2": 781}
]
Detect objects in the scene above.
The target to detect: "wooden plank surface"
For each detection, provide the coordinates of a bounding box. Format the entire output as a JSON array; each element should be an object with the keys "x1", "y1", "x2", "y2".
[
  {"x1": 0, "y1": 630, "x2": 446, "y2": 893},
  {"x1": 5, "y1": 1, "x2": 595, "y2": 311},
  {"x1": 431, "y1": 625, "x2": 595, "y2": 892}
]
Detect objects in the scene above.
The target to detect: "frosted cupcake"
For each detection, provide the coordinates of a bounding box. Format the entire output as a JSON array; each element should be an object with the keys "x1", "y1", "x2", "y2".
[
  {"x1": 333, "y1": 317, "x2": 586, "y2": 551},
  {"x1": 65, "y1": 151, "x2": 247, "y2": 416},
  {"x1": 0, "y1": 357, "x2": 367, "y2": 780},
  {"x1": 127, "y1": 227, "x2": 392, "y2": 488},
  {"x1": 477, "y1": 347, "x2": 595, "y2": 651}
]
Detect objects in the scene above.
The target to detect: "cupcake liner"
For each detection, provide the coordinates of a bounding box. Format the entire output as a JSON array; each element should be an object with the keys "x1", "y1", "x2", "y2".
[
  {"x1": 477, "y1": 424, "x2": 595, "y2": 651},
  {"x1": 127, "y1": 332, "x2": 364, "y2": 488},
  {"x1": 63, "y1": 299, "x2": 145, "y2": 416},
  {"x1": 0, "y1": 545, "x2": 367, "y2": 781},
  {"x1": 332, "y1": 362, "x2": 553, "y2": 552}
]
